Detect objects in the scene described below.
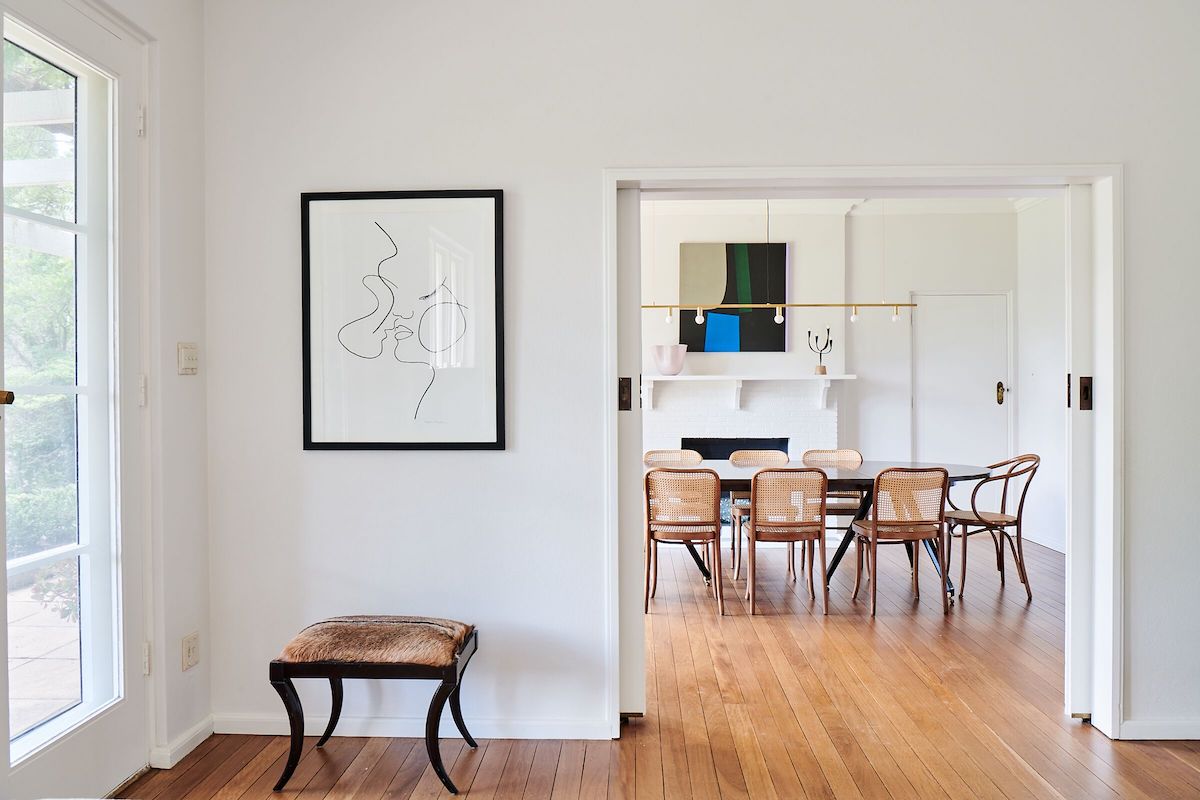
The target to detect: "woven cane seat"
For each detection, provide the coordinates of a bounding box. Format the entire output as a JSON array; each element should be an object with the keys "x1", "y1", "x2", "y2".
[
  {"x1": 852, "y1": 519, "x2": 942, "y2": 541},
  {"x1": 278, "y1": 616, "x2": 473, "y2": 668},
  {"x1": 944, "y1": 508, "x2": 1017, "y2": 526}
]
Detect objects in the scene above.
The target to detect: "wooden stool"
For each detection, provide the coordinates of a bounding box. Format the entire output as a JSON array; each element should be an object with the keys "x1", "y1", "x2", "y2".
[{"x1": 270, "y1": 616, "x2": 478, "y2": 794}]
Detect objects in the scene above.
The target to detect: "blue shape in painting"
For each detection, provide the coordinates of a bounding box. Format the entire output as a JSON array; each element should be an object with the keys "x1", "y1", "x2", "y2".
[{"x1": 704, "y1": 312, "x2": 740, "y2": 352}]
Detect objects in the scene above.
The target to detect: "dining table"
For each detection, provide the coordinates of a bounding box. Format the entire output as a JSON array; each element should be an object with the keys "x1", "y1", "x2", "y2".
[{"x1": 674, "y1": 459, "x2": 992, "y2": 597}]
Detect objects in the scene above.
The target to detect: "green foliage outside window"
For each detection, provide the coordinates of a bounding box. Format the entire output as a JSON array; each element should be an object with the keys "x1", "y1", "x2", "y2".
[{"x1": 4, "y1": 40, "x2": 81, "y2": 621}]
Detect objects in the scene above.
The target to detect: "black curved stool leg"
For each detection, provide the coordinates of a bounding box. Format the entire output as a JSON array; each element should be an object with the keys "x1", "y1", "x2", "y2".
[
  {"x1": 449, "y1": 684, "x2": 476, "y2": 748},
  {"x1": 426, "y1": 680, "x2": 459, "y2": 794},
  {"x1": 316, "y1": 676, "x2": 342, "y2": 748},
  {"x1": 271, "y1": 678, "x2": 305, "y2": 791}
]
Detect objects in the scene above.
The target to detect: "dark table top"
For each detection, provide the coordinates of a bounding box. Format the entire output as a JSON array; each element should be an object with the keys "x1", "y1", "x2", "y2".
[{"x1": 692, "y1": 459, "x2": 991, "y2": 488}]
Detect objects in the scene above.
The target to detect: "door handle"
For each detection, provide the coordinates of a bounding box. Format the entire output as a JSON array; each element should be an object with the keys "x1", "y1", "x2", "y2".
[
  {"x1": 996, "y1": 381, "x2": 1009, "y2": 405},
  {"x1": 0, "y1": 390, "x2": 13, "y2": 405}
]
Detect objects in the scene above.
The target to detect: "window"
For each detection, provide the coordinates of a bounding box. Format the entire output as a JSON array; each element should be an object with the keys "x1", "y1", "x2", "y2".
[{"x1": 3, "y1": 21, "x2": 117, "y2": 754}]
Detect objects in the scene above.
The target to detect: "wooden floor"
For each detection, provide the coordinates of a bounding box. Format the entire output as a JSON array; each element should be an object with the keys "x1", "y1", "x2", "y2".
[{"x1": 121, "y1": 537, "x2": 1200, "y2": 799}]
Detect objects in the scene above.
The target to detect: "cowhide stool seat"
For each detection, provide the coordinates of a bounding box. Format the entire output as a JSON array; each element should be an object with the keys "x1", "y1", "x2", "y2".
[{"x1": 270, "y1": 615, "x2": 478, "y2": 794}]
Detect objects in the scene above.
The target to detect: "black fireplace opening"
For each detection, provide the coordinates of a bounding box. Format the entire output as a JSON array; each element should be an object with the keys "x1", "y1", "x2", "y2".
[{"x1": 682, "y1": 437, "x2": 789, "y2": 460}]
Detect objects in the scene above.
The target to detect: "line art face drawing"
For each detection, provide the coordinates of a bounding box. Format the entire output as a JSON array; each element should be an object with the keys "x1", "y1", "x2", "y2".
[{"x1": 336, "y1": 222, "x2": 469, "y2": 420}]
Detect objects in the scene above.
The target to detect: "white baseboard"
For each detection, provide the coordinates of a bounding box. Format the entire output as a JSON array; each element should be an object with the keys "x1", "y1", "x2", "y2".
[
  {"x1": 149, "y1": 715, "x2": 215, "y2": 768},
  {"x1": 1118, "y1": 718, "x2": 1200, "y2": 739},
  {"x1": 212, "y1": 712, "x2": 611, "y2": 741}
]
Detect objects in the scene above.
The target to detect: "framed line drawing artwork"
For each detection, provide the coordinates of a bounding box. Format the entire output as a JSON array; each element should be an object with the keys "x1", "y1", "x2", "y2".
[{"x1": 301, "y1": 190, "x2": 504, "y2": 449}]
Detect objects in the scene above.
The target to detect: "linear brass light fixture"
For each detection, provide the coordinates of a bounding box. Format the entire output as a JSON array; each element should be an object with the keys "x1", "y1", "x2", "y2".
[
  {"x1": 644, "y1": 301, "x2": 917, "y2": 324},
  {"x1": 642, "y1": 302, "x2": 916, "y2": 310},
  {"x1": 646, "y1": 199, "x2": 916, "y2": 323}
]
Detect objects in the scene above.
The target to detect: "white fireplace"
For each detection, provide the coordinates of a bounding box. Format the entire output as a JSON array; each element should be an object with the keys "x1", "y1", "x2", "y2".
[{"x1": 641, "y1": 378, "x2": 843, "y2": 457}]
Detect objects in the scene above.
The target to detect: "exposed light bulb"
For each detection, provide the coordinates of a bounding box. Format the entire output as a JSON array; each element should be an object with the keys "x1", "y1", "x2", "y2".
[
  {"x1": 695, "y1": 308, "x2": 705, "y2": 324},
  {"x1": 774, "y1": 306, "x2": 784, "y2": 324},
  {"x1": 849, "y1": 306, "x2": 859, "y2": 323},
  {"x1": 891, "y1": 305, "x2": 900, "y2": 322}
]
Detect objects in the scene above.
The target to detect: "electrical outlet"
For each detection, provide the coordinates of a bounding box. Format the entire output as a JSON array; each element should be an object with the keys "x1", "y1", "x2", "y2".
[
  {"x1": 182, "y1": 632, "x2": 200, "y2": 671},
  {"x1": 177, "y1": 342, "x2": 199, "y2": 375}
]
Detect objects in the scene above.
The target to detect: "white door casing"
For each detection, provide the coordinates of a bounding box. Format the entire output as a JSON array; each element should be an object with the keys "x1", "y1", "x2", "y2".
[
  {"x1": 615, "y1": 189, "x2": 644, "y2": 716},
  {"x1": 603, "y1": 165, "x2": 1122, "y2": 738}
]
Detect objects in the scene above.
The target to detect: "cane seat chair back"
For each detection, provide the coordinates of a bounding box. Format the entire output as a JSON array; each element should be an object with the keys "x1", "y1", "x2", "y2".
[
  {"x1": 643, "y1": 449, "x2": 703, "y2": 467},
  {"x1": 852, "y1": 467, "x2": 950, "y2": 616},
  {"x1": 644, "y1": 468, "x2": 724, "y2": 614},
  {"x1": 728, "y1": 449, "x2": 790, "y2": 578},
  {"x1": 745, "y1": 468, "x2": 831, "y2": 614}
]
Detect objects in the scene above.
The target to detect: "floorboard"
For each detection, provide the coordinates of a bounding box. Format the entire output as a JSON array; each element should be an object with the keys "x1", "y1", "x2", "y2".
[{"x1": 119, "y1": 539, "x2": 1197, "y2": 799}]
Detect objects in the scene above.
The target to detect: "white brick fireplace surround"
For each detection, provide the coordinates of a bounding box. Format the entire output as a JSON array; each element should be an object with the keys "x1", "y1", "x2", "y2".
[{"x1": 641, "y1": 379, "x2": 841, "y2": 456}]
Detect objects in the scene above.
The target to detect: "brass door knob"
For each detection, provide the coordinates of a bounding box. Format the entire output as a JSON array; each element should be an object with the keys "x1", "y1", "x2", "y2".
[
  {"x1": 0, "y1": 391, "x2": 13, "y2": 405},
  {"x1": 995, "y1": 381, "x2": 1009, "y2": 405}
]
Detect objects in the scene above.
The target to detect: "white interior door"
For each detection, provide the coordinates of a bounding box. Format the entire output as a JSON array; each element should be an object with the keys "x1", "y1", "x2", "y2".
[
  {"x1": 912, "y1": 292, "x2": 1012, "y2": 497},
  {"x1": 0, "y1": 3, "x2": 148, "y2": 797},
  {"x1": 615, "y1": 188, "x2": 644, "y2": 717}
]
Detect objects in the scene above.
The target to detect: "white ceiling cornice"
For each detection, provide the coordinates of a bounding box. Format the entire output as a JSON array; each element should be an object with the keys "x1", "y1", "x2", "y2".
[
  {"x1": 848, "y1": 198, "x2": 1019, "y2": 216},
  {"x1": 645, "y1": 198, "x2": 864, "y2": 216}
]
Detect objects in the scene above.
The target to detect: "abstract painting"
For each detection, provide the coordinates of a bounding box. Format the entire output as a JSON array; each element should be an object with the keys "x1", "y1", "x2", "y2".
[
  {"x1": 678, "y1": 242, "x2": 787, "y2": 352},
  {"x1": 302, "y1": 190, "x2": 504, "y2": 449}
]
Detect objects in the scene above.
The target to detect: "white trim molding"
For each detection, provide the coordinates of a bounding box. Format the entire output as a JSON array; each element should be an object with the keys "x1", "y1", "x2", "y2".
[
  {"x1": 212, "y1": 713, "x2": 612, "y2": 742},
  {"x1": 148, "y1": 715, "x2": 214, "y2": 769},
  {"x1": 1118, "y1": 719, "x2": 1200, "y2": 740}
]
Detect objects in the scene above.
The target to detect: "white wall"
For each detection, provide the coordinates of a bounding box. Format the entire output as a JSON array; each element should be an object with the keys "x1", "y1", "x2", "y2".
[
  {"x1": 203, "y1": 0, "x2": 1200, "y2": 735},
  {"x1": 843, "y1": 201, "x2": 1018, "y2": 458},
  {"x1": 1017, "y1": 198, "x2": 1068, "y2": 552},
  {"x1": 100, "y1": 0, "x2": 212, "y2": 763}
]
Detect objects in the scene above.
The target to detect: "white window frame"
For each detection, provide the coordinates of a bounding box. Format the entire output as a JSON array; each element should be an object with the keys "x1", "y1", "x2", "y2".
[{"x1": 2, "y1": 18, "x2": 120, "y2": 762}]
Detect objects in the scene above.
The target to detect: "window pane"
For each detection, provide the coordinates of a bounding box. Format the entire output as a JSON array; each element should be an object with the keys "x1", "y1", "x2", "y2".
[
  {"x1": 2, "y1": 221, "x2": 76, "y2": 387},
  {"x1": 7, "y1": 556, "x2": 82, "y2": 739},
  {"x1": 4, "y1": 394, "x2": 79, "y2": 560},
  {"x1": 2, "y1": 40, "x2": 76, "y2": 223}
]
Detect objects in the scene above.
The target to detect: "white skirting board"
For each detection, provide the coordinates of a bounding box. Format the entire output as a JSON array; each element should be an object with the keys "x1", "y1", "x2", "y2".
[
  {"x1": 212, "y1": 713, "x2": 613, "y2": 741},
  {"x1": 1117, "y1": 719, "x2": 1200, "y2": 740},
  {"x1": 149, "y1": 715, "x2": 215, "y2": 768}
]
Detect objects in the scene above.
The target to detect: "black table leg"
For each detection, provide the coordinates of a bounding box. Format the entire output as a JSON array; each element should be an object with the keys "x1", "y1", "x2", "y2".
[
  {"x1": 825, "y1": 489, "x2": 873, "y2": 582},
  {"x1": 900, "y1": 534, "x2": 956, "y2": 598},
  {"x1": 684, "y1": 543, "x2": 712, "y2": 584},
  {"x1": 923, "y1": 539, "x2": 956, "y2": 598}
]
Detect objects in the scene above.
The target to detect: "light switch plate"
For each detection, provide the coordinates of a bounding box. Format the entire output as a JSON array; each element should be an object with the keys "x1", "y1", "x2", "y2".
[{"x1": 177, "y1": 342, "x2": 199, "y2": 375}]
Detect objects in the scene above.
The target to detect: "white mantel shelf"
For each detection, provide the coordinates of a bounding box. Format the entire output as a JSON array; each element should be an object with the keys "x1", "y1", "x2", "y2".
[{"x1": 641, "y1": 374, "x2": 857, "y2": 410}]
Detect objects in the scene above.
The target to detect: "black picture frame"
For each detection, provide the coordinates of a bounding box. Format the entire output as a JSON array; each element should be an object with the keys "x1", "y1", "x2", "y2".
[{"x1": 301, "y1": 189, "x2": 504, "y2": 450}]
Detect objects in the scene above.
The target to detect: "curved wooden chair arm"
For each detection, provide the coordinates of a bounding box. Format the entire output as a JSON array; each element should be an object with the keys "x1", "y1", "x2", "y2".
[{"x1": 966, "y1": 454, "x2": 1041, "y2": 522}]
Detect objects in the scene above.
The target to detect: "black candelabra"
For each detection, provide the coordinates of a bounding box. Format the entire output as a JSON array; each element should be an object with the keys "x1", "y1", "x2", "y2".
[{"x1": 808, "y1": 328, "x2": 832, "y2": 375}]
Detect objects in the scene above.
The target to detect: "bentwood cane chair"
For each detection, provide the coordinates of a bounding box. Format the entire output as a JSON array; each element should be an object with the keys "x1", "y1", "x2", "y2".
[
  {"x1": 643, "y1": 449, "x2": 703, "y2": 467},
  {"x1": 728, "y1": 449, "x2": 790, "y2": 580},
  {"x1": 745, "y1": 468, "x2": 830, "y2": 614},
  {"x1": 643, "y1": 450, "x2": 706, "y2": 566},
  {"x1": 852, "y1": 467, "x2": 951, "y2": 616},
  {"x1": 945, "y1": 454, "x2": 1040, "y2": 601},
  {"x1": 644, "y1": 468, "x2": 725, "y2": 614},
  {"x1": 802, "y1": 449, "x2": 866, "y2": 576},
  {"x1": 802, "y1": 449, "x2": 866, "y2": 516}
]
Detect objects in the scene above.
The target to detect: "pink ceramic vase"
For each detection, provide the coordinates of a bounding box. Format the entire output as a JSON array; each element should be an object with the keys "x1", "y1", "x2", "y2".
[{"x1": 652, "y1": 344, "x2": 687, "y2": 375}]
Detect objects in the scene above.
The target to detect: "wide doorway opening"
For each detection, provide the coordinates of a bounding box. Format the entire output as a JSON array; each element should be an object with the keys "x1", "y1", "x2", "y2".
[{"x1": 606, "y1": 167, "x2": 1122, "y2": 796}]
